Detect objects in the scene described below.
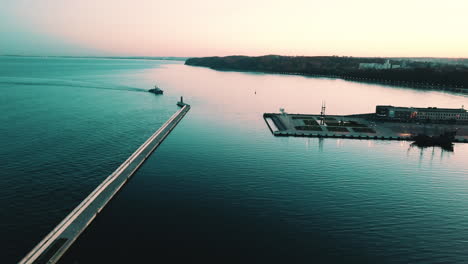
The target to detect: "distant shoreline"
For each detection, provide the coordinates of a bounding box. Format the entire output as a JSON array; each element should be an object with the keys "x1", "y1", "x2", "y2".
[{"x1": 185, "y1": 55, "x2": 468, "y2": 94}]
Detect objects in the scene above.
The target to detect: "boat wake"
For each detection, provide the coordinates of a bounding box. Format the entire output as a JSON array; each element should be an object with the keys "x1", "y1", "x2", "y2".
[{"x1": 0, "y1": 77, "x2": 147, "y2": 93}]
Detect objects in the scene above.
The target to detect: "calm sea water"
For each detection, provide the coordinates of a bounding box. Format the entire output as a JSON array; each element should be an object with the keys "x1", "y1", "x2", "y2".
[
  {"x1": 2, "y1": 57, "x2": 468, "y2": 263},
  {"x1": 0, "y1": 56, "x2": 180, "y2": 262}
]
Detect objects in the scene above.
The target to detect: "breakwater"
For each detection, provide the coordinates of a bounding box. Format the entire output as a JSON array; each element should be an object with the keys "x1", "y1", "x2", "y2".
[{"x1": 19, "y1": 104, "x2": 190, "y2": 264}]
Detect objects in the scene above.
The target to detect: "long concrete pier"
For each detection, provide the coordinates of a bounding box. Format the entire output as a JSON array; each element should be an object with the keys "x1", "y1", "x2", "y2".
[{"x1": 19, "y1": 104, "x2": 190, "y2": 264}]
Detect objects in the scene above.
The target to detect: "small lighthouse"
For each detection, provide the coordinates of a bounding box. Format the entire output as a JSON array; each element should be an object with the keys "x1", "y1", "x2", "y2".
[{"x1": 177, "y1": 96, "x2": 186, "y2": 107}]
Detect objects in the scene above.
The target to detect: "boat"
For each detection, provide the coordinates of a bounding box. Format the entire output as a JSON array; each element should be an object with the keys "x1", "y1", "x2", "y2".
[
  {"x1": 148, "y1": 84, "x2": 163, "y2": 95},
  {"x1": 411, "y1": 130, "x2": 456, "y2": 150}
]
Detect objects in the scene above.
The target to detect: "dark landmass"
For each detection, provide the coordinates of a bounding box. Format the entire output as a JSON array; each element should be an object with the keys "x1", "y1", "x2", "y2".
[
  {"x1": 185, "y1": 55, "x2": 468, "y2": 93},
  {"x1": 1, "y1": 55, "x2": 187, "y2": 61}
]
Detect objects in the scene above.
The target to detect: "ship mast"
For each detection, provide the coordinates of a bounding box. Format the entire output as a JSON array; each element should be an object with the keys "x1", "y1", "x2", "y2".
[{"x1": 320, "y1": 101, "x2": 326, "y2": 125}]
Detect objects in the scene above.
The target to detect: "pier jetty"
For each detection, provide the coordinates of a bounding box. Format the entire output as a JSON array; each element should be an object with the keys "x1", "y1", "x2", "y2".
[
  {"x1": 264, "y1": 106, "x2": 468, "y2": 143},
  {"x1": 19, "y1": 102, "x2": 190, "y2": 264}
]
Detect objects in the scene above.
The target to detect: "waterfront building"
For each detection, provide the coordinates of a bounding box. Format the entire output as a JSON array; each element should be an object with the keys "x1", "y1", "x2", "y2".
[
  {"x1": 359, "y1": 59, "x2": 402, "y2": 70},
  {"x1": 359, "y1": 59, "x2": 391, "y2": 70},
  {"x1": 375, "y1": 105, "x2": 468, "y2": 122}
]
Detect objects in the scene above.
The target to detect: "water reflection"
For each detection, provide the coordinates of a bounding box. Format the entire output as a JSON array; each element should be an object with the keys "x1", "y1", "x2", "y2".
[
  {"x1": 57, "y1": 61, "x2": 468, "y2": 264},
  {"x1": 411, "y1": 141, "x2": 454, "y2": 152},
  {"x1": 407, "y1": 143, "x2": 455, "y2": 168},
  {"x1": 318, "y1": 137, "x2": 324, "y2": 152}
]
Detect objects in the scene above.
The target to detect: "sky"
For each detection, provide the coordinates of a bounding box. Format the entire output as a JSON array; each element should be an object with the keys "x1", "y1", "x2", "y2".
[{"x1": 1, "y1": 0, "x2": 468, "y2": 58}]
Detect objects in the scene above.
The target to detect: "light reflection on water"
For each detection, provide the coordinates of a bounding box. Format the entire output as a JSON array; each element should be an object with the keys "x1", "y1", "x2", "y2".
[{"x1": 59, "y1": 63, "x2": 468, "y2": 263}]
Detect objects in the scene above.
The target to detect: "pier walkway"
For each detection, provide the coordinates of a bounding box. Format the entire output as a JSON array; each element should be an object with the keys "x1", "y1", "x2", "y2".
[
  {"x1": 19, "y1": 104, "x2": 190, "y2": 264},
  {"x1": 264, "y1": 113, "x2": 468, "y2": 143}
]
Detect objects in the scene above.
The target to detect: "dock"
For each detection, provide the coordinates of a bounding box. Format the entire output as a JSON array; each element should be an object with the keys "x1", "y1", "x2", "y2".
[
  {"x1": 19, "y1": 103, "x2": 190, "y2": 264},
  {"x1": 264, "y1": 113, "x2": 468, "y2": 143}
]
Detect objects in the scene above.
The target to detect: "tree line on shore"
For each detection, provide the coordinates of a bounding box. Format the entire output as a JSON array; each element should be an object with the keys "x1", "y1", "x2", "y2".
[{"x1": 185, "y1": 55, "x2": 468, "y2": 90}]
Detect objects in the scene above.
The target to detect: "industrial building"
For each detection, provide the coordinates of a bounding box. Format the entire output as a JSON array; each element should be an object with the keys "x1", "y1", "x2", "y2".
[
  {"x1": 359, "y1": 59, "x2": 401, "y2": 70},
  {"x1": 376, "y1": 105, "x2": 468, "y2": 122}
]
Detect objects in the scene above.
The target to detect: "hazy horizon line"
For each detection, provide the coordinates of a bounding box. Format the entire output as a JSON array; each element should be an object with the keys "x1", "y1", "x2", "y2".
[{"x1": 2, "y1": 54, "x2": 468, "y2": 60}]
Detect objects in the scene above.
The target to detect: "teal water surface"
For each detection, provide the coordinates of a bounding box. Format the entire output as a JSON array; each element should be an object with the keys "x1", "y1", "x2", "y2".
[
  {"x1": 0, "y1": 56, "x2": 181, "y2": 262},
  {"x1": 62, "y1": 63, "x2": 468, "y2": 263},
  {"x1": 2, "y1": 57, "x2": 468, "y2": 263}
]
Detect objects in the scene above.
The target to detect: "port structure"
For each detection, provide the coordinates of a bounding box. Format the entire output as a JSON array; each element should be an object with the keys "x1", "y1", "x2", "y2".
[
  {"x1": 320, "y1": 101, "x2": 326, "y2": 125},
  {"x1": 19, "y1": 102, "x2": 190, "y2": 264},
  {"x1": 263, "y1": 112, "x2": 468, "y2": 143}
]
